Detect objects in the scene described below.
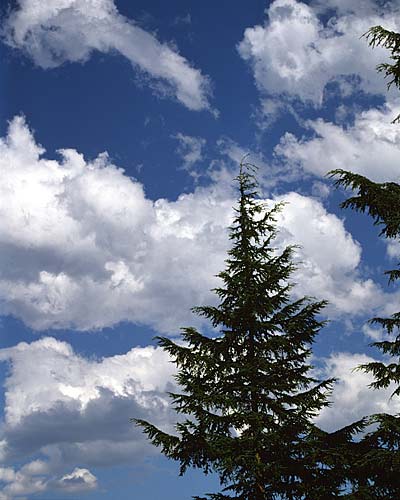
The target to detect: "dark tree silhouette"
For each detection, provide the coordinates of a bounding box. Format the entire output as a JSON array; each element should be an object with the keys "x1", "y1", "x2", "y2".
[
  {"x1": 135, "y1": 162, "x2": 357, "y2": 499},
  {"x1": 329, "y1": 24, "x2": 400, "y2": 498}
]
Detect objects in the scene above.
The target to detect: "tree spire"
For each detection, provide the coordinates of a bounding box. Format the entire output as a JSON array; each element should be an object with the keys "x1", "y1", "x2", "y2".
[{"x1": 134, "y1": 161, "x2": 347, "y2": 499}]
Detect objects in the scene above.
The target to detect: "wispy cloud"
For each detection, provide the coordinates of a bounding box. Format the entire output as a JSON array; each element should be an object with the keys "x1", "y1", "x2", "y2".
[
  {"x1": 173, "y1": 132, "x2": 206, "y2": 178},
  {"x1": 3, "y1": 0, "x2": 213, "y2": 111}
]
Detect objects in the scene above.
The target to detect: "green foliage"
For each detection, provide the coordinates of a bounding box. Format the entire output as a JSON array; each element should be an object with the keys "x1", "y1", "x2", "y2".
[
  {"x1": 344, "y1": 413, "x2": 400, "y2": 499},
  {"x1": 328, "y1": 26, "x2": 400, "y2": 394},
  {"x1": 364, "y1": 25, "x2": 400, "y2": 122},
  {"x1": 328, "y1": 169, "x2": 400, "y2": 240},
  {"x1": 328, "y1": 168, "x2": 400, "y2": 403},
  {"x1": 134, "y1": 162, "x2": 356, "y2": 499},
  {"x1": 328, "y1": 23, "x2": 400, "y2": 497}
]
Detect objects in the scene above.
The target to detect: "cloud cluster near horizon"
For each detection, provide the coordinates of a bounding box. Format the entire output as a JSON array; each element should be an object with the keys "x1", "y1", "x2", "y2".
[
  {"x1": 3, "y1": 0, "x2": 212, "y2": 111},
  {"x1": 0, "y1": 337, "x2": 175, "y2": 498},
  {"x1": 0, "y1": 337, "x2": 397, "y2": 497}
]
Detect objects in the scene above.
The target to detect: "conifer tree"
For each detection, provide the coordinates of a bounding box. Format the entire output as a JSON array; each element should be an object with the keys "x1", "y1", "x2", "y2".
[
  {"x1": 329, "y1": 168, "x2": 400, "y2": 498},
  {"x1": 364, "y1": 25, "x2": 400, "y2": 123},
  {"x1": 330, "y1": 24, "x2": 400, "y2": 395},
  {"x1": 329, "y1": 24, "x2": 400, "y2": 498},
  {"x1": 135, "y1": 162, "x2": 350, "y2": 499}
]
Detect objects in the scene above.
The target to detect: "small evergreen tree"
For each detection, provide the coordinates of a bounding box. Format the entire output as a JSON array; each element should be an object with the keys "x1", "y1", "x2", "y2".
[{"x1": 135, "y1": 162, "x2": 350, "y2": 499}]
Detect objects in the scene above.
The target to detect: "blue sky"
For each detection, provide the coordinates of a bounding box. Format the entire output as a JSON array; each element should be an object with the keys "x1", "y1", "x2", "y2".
[{"x1": 0, "y1": 0, "x2": 400, "y2": 498}]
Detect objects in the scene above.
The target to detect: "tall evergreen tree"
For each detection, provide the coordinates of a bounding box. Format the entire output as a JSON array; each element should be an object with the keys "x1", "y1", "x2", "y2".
[
  {"x1": 328, "y1": 170, "x2": 400, "y2": 498},
  {"x1": 134, "y1": 162, "x2": 352, "y2": 499},
  {"x1": 330, "y1": 25, "x2": 400, "y2": 395},
  {"x1": 329, "y1": 24, "x2": 400, "y2": 498}
]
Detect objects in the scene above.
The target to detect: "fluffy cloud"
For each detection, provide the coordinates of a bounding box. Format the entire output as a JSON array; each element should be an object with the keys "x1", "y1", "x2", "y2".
[
  {"x1": 0, "y1": 116, "x2": 390, "y2": 331},
  {"x1": 317, "y1": 352, "x2": 400, "y2": 431},
  {"x1": 275, "y1": 192, "x2": 382, "y2": 316},
  {"x1": 0, "y1": 463, "x2": 47, "y2": 499},
  {"x1": 275, "y1": 101, "x2": 400, "y2": 182},
  {"x1": 0, "y1": 337, "x2": 174, "y2": 426},
  {"x1": 0, "y1": 463, "x2": 96, "y2": 498},
  {"x1": 0, "y1": 337, "x2": 175, "y2": 497},
  {"x1": 3, "y1": 0, "x2": 212, "y2": 111},
  {"x1": 0, "y1": 339, "x2": 399, "y2": 497},
  {"x1": 238, "y1": 0, "x2": 399, "y2": 105},
  {"x1": 53, "y1": 467, "x2": 97, "y2": 492},
  {"x1": 0, "y1": 115, "x2": 233, "y2": 332}
]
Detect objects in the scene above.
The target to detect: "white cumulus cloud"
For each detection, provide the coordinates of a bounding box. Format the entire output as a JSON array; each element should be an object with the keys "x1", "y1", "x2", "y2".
[
  {"x1": 0, "y1": 116, "x2": 389, "y2": 331},
  {"x1": 317, "y1": 352, "x2": 400, "y2": 431},
  {"x1": 0, "y1": 336, "x2": 176, "y2": 496},
  {"x1": 275, "y1": 192, "x2": 383, "y2": 316},
  {"x1": 275, "y1": 101, "x2": 400, "y2": 182},
  {"x1": 53, "y1": 467, "x2": 97, "y2": 492},
  {"x1": 0, "y1": 339, "x2": 399, "y2": 497},
  {"x1": 0, "y1": 115, "x2": 233, "y2": 332},
  {"x1": 0, "y1": 463, "x2": 97, "y2": 498},
  {"x1": 3, "y1": 0, "x2": 212, "y2": 111},
  {"x1": 238, "y1": 0, "x2": 399, "y2": 106}
]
